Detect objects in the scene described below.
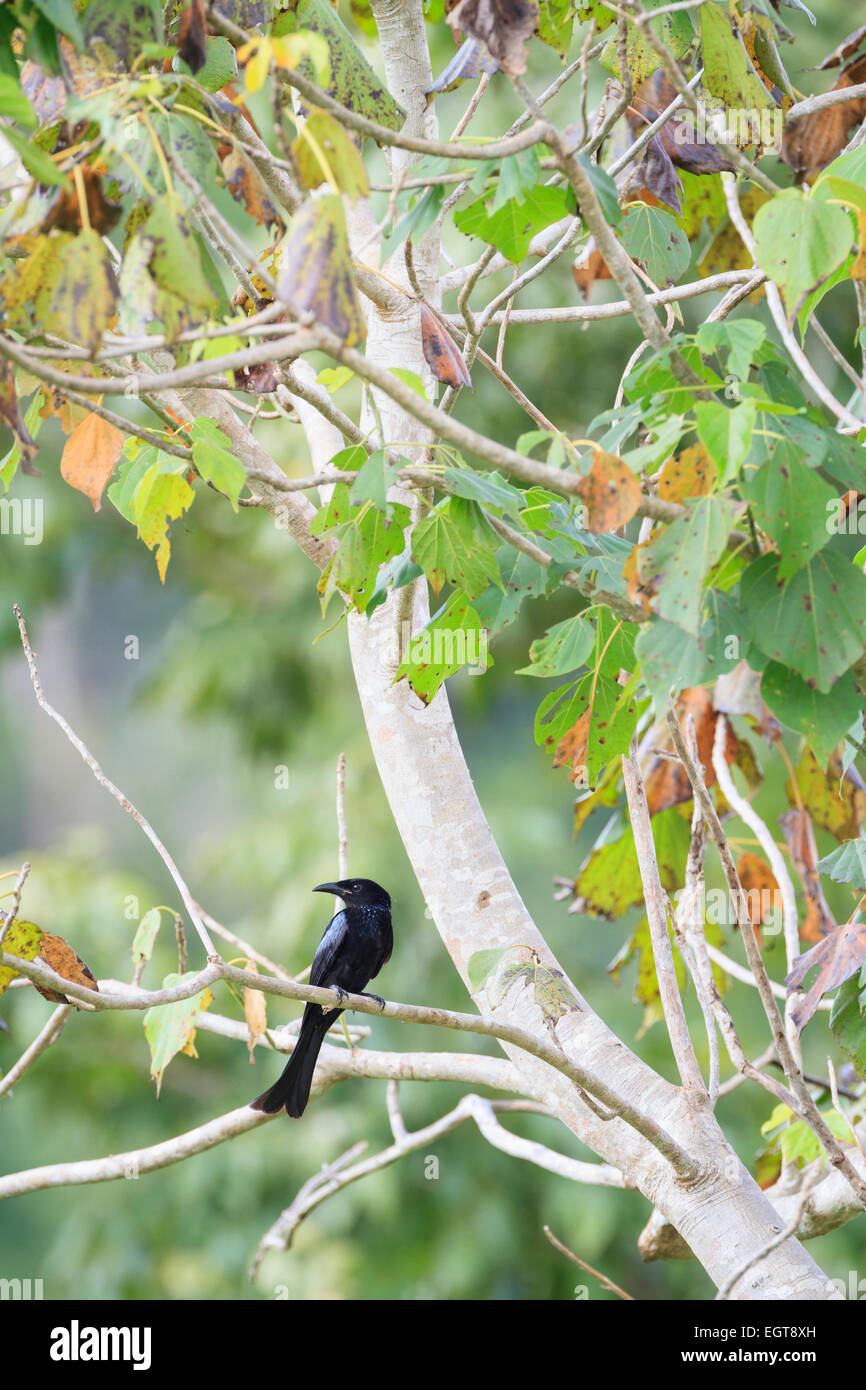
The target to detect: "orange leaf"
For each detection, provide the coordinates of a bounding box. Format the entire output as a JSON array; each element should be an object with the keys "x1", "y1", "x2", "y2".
[
  {"x1": 36, "y1": 932, "x2": 99, "y2": 1005},
  {"x1": 737, "y1": 853, "x2": 780, "y2": 928},
  {"x1": 577, "y1": 451, "x2": 641, "y2": 533},
  {"x1": 572, "y1": 243, "x2": 612, "y2": 298},
  {"x1": 553, "y1": 709, "x2": 591, "y2": 783},
  {"x1": 657, "y1": 445, "x2": 713, "y2": 504},
  {"x1": 60, "y1": 410, "x2": 125, "y2": 511},
  {"x1": 644, "y1": 688, "x2": 738, "y2": 814},
  {"x1": 420, "y1": 305, "x2": 472, "y2": 389}
]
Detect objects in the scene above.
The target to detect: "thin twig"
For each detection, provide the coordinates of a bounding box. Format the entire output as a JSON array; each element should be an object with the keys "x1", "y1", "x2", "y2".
[{"x1": 13, "y1": 607, "x2": 218, "y2": 960}]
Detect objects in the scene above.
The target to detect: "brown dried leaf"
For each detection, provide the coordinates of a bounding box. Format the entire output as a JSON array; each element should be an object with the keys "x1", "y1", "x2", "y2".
[
  {"x1": 816, "y1": 26, "x2": 866, "y2": 70},
  {"x1": 178, "y1": 0, "x2": 209, "y2": 74},
  {"x1": 779, "y1": 808, "x2": 835, "y2": 943},
  {"x1": 786, "y1": 921, "x2": 866, "y2": 1033},
  {"x1": 235, "y1": 362, "x2": 280, "y2": 394},
  {"x1": 221, "y1": 148, "x2": 281, "y2": 228},
  {"x1": 781, "y1": 56, "x2": 866, "y2": 179},
  {"x1": 41, "y1": 167, "x2": 122, "y2": 235},
  {"x1": 36, "y1": 932, "x2": 99, "y2": 1005},
  {"x1": 576, "y1": 451, "x2": 641, "y2": 533},
  {"x1": 60, "y1": 409, "x2": 125, "y2": 511},
  {"x1": 420, "y1": 304, "x2": 472, "y2": 389},
  {"x1": 621, "y1": 134, "x2": 683, "y2": 216},
  {"x1": 446, "y1": 0, "x2": 539, "y2": 76}
]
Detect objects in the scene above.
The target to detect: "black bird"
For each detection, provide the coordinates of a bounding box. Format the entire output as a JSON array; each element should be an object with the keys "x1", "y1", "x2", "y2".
[{"x1": 250, "y1": 878, "x2": 393, "y2": 1119}]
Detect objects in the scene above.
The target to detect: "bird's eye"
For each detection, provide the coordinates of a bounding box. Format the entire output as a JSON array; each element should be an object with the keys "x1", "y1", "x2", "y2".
[{"x1": 352, "y1": 881, "x2": 362, "y2": 890}]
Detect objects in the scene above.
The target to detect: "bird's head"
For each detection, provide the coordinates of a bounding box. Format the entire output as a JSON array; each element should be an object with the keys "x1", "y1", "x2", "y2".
[{"x1": 313, "y1": 878, "x2": 391, "y2": 910}]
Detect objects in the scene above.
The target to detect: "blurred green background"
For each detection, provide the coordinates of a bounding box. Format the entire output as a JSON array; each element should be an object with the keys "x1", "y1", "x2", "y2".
[{"x1": 1, "y1": 0, "x2": 864, "y2": 1301}]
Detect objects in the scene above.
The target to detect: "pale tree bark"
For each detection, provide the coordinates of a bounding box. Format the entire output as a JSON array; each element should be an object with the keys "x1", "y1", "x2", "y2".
[{"x1": 275, "y1": 0, "x2": 843, "y2": 1300}]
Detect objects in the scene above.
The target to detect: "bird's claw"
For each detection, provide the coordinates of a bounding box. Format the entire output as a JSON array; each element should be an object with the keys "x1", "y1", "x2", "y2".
[
  {"x1": 365, "y1": 992, "x2": 386, "y2": 1012},
  {"x1": 332, "y1": 986, "x2": 348, "y2": 1006}
]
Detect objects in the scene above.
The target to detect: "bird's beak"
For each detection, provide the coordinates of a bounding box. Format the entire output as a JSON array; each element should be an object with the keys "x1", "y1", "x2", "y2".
[{"x1": 313, "y1": 882, "x2": 344, "y2": 896}]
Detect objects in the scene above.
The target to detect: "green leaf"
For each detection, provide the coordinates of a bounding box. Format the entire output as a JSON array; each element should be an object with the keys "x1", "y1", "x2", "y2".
[
  {"x1": 695, "y1": 399, "x2": 756, "y2": 484},
  {"x1": 315, "y1": 498, "x2": 411, "y2": 613},
  {"x1": 174, "y1": 35, "x2": 238, "y2": 90},
  {"x1": 411, "y1": 498, "x2": 502, "y2": 598},
  {"x1": 474, "y1": 548, "x2": 548, "y2": 633},
  {"x1": 279, "y1": 0, "x2": 406, "y2": 130},
  {"x1": 190, "y1": 418, "x2": 246, "y2": 511},
  {"x1": 455, "y1": 185, "x2": 573, "y2": 263},
  {"x1": 488, "y1": 960, "x2": 577, "y2": 1022},
  {"x1": 349, "y1": 448, "x2": 402, "y2": 514},
  {"x1": 761, "y1": 666, "x2": 862, "y2": 765},
  {"x1": 1, "y1": 125, "x2": 65, "y2": 184},
  {"x1": 537, "y1": 0, "x2": 574, "y2": 57},
  {"x1": 395, "y1": 591, "x2": 489, "y2": 703},
  {"x1": 30, "y1": 0, "x2": 85, "y2": 49},
  {"x1": 817, "y1": 840, "x2": 866, "y2": 891},
  {"x1": 0, "y1": 73, "x2": 36, "y2": 128},
  {"x1": 534, "y1": 670, "x2": 639, "y2": 785},
  {"x1": 293, "y1": 110, "x2": 369, "y2": 200},
  {"x1": 133, "y1": 461, "x2": 196, "y2": 581},
  {"x1": 575, "y1": 807, "x2": 690, "y2": 917},
  {"x1": 517, "y1": 614, "x2": 594, "y2": 678},
  {"x1": 143, "y1": 971, "x2": 214, "y2": 1096},
  {"x1": 637, "y1": 496, "x2": 737, "y2": 635},
  {"x1": 696, "y1": 319, "x2": 766, "y2": 384},
  {"x1": 132, "y1": 908, "x2": 163, "y2": 964},
  {"x1": 144, "y1": 200, "x2": 217, "y2": 314},
  {"x1": 741, "y1": 550, "x2": 866, "y2": 692},
  {"x1": 634, "y1": 618, "x2": 704, "y2": 712},
  {"x1": 699, "y1": 3, "x2": 778, "y2": 115},
  {"x1": 740, "y1": 441, "x2": 836, "y2": 580},
  {"x1": 830, "y1": 974, "x2": 866, "y2": 1083},
  {"x1": 619, "y1": 204, "x2": 690, "y2": 287},
  {"x1": 277, "y1": 194, "x2": 365, "y2": 344},
  {"x1": 577, "y1": 154, "x2": 622, "y2": 229},
  {"x1": 467, "y1": 946, "x2": 510, "y2": 990},
  {"x1": 443, "y1": 466, "x2": 523, "y2": 514},
  {"x1": 754, "y1": 189, "x2": 854, "y2": 318},
  {"x1": 602, "y1": 0, "x2": 692, "y2": 85},
  {"x1": 493, "y1": 148, "x2": 541, "y2": 210}
]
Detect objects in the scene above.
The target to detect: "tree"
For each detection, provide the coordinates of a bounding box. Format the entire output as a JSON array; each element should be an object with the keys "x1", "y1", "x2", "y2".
[{"x1": 1, "y1": 0, "x2": 866, "y2": 1301}]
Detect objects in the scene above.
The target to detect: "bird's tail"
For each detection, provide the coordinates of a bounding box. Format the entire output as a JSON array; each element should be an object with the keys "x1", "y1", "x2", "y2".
[{"x1": 250, "y1": 1009, "x2": 336, "y2": 1118}]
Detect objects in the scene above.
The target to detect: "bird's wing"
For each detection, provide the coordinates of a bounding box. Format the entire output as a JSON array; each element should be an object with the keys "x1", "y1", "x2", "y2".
[{"x1": 309, "y1": 910, "x2": 348, "y2": 988}]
